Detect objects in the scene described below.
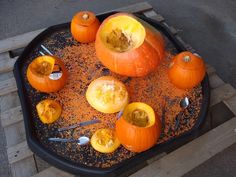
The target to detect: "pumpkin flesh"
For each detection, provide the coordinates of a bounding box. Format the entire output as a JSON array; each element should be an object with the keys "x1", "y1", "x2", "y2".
[
  {"x1": 36, "y1": 99, "x2": 62, "y2": 124},
  {"x1": 86, "y1": 76, "x2": 129, "y2": 113},
  {"x1": 91, "y1": 128, "x2": 120, "y2": 153},
  {"x1": 95, "y1": 13, "x2": 165, "y2": 77}
]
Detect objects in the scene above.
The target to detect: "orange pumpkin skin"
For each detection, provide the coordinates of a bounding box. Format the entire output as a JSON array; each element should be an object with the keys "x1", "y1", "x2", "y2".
[
  {"x1": 116, "y1": 103, "x2": 161, "y2": 152},
  {"x1": 27, "y1": 56, "x2": 68, "y2": 93},
  {"x1": 71, "y1": 11, "x2": 100, "y2": 43},
  {"x1": 116, "y1": 117, "x2": 161, "y2": 152},
  {"x1": 95, "y1": 13, "x2": 165, "y2": 77},
  {"x1": 168, "y1": 51, "x2": 206, "y2": 89}
]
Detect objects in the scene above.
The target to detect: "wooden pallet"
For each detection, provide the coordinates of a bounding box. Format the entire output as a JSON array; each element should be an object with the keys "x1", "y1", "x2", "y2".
[{"x1": 0, "y1": 2, "x2": 236, "y2": 177}]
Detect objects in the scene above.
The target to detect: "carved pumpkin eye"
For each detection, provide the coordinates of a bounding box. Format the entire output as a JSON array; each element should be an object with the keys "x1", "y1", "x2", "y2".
[{"x1": 95, "y1": 13, "x2": 165, "y2": 77}]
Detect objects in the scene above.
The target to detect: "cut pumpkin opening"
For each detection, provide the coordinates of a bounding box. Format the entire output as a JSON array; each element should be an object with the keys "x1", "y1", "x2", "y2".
[
  {"x1": 123, "y1": 102, "x2": 155, "y2": 128},
  {"x1": 30, "y1": 56, "x2": 55, "y2": 76},
  {"x1": 100, "y1": 15, "x2": 145, "y2": 52}
]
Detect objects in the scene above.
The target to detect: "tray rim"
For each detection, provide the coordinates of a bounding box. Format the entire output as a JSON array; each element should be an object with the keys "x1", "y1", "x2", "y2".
[{"x1": 13, "y1": 11, "x2": 210, "y2": 177}]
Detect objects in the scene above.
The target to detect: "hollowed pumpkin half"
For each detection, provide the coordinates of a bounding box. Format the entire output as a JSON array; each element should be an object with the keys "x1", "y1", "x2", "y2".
[
  {"x1": 36, "y1": 99, "x2": 62, "y2": 124},
  {"x1": 27, "y1": 55, "x2": 68, "y2": 93},
  {"x1": 91, "y1": 128, "x2": 120, "y2": 153},
  {"x1": 116, "y1": 102, "x2": 161, "y2": 152},
  {"x1": 95, "y1": 13, "x2": 165, "y2": 77},
  {"x1": 86, "y1": 76, "x2": 129, "y2": 113}
]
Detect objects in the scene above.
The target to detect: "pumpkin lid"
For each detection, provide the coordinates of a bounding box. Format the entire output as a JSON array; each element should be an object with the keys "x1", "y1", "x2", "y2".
[
  {"x1": 174, "y1": 51, "x2": 205, "y2": 70},
  {"x1": 72, "y1": 11, "x2": 97, "y2": 26}
]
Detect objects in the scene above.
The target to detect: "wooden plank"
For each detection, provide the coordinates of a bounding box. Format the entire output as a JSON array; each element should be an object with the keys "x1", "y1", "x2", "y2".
[
  {"x1": 143, "y1": 10, "x2": 165, "y2": 22},
  {"x1": 0, "y1": 71, "x2": 14, "y2": 82},
  {"x1": 131, "y1": 117, "x2": 236, "y2": 177},
  {"x1": 4, "y1": 120, "x2": 26, "y2": 147},
  {"x1": 0, "y1": 77, "x2": 17, "y2": 96},
  {"x1": 0, "y1": 29, "x2": 45, "y2": 54},
  {"x1": 32, "y1": 167, "x2": 75, "y2": 177},
  {"x1": 209, "y1": 73, "x2": 225, "y2": 89},
  {"x1": 116, "y1": 2, "x2": 152, "y2": 13},
  {"x1": 210, "y1": 84, "x2": 236, "y2": 106},
  {"x1": 0, "y1": 52, "x2": 9, "y2": 60},
  {"x1": 0, "y1": 91, "x2": 20, "y2": 112},
  {"x1": 11, "y1": 156, "x2": 37, "y2": 177},
  {"x1": 206, "y1": 65, "x2": 216, "y2": 75},
  {"x1": 7, "y1": 141, "x2": 33, "y2": 164},
  {"x1": 1, "y1": 106, "x2": 23, "y2": 127},
  {"x1": 0, "y1": 56, "x2": 17, "y2": 74},
  {"x1": 34, "y1": 155, "x2": 51, "y2": 173},
  {"x1": 224, "y1": 95, "x2": 236, "y2": 116}
]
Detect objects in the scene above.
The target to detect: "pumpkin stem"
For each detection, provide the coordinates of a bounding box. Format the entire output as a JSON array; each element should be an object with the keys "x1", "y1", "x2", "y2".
[
  {"x1": 183, "y1": 55, "x2": 191, "y2": 62},
  {"x1": 82, "y1": 13, "x2": 89, "y2": 20}
]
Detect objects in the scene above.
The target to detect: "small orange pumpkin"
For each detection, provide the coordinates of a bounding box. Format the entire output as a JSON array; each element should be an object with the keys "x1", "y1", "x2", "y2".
[
  {"x1": 71, "y1": 11, "x2": 100, "y2": 43},
  {"x1": 27, "y1": 55, "x2": 68, "y2": 93},
  {"x1": 95, "y1": 13, "x2": 165, "y2": 77},
  {"x1": 116, "y1": 102, "x2": 161, "y2": 152},
  {"x1": 168, "y1": 51, "x2": 206, "y2": 89}
]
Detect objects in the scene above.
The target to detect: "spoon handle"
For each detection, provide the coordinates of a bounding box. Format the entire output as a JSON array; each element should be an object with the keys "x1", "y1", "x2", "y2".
[{"x1": 48, "y1": 138, "x2": 77, "y2": 143}]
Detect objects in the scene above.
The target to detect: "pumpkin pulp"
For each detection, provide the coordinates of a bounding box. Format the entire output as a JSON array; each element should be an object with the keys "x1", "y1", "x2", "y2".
[
  {"x1": 27, "y1": 55, "x2": 68, "y2": 93},
  {"x1": 36, "y1": 99, "x2": 62, "y2": 124},
  {"x1": 91, "y1": 128, "x2": 120, "y2": 153},
  {"x1": 123, "y1": 102, "x2": 155, "y2": 128},
  {"x1": 30, "y1": 56, "x2": 55, "y2": 76},
  {"x1": 86, "y1": 76, "x2": 128, "y2": 113},
  {"x1": 126, "y1": 109, "x2": 149, "y2": 127},
  {"x1": 100, "y1": 15, "x2": 145, "y2": 52}
]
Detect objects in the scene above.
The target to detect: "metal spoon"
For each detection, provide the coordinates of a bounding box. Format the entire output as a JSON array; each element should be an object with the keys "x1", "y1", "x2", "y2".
[
  {"x1": 175, "y1": 97, "x2": 190, "y2": 130},
  {"x1": 48, "y1": 136, "x2": 90, "y2": 145},
  {"x1": 180, "y1": 97, "x2": 189, "y2": 109}
]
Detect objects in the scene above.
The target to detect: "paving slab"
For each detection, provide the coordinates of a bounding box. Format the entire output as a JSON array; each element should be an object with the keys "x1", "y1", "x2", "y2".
[
  {"x1": 210, "y1": 84, "x2": 236, "y2": 106},
  {"x1": 224, "y1": 95, "x2": 236, "y2": 116},
  {"x1": 183, "y1": 143, "x2": 236, "y2": 177}
]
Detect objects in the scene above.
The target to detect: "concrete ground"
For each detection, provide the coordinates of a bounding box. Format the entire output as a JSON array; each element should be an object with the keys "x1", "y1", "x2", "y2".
[{"x1": 0, "y1": 0, "x2": 236, "y2": 177}]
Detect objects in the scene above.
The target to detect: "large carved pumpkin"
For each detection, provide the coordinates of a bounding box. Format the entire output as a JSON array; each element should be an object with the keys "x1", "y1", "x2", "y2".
[{"x1": 95, "y1": 13, "x2": 165, "y2": 77}]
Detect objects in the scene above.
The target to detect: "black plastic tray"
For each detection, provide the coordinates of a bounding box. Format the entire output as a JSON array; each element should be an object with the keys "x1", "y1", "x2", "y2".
[{"x1": 14, "y1": 11, "x2": 210, "y2": 177}]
